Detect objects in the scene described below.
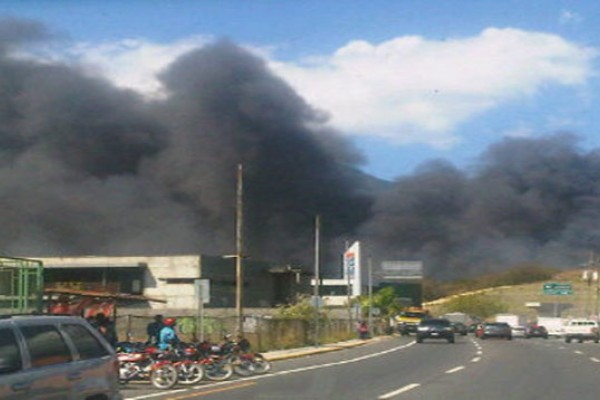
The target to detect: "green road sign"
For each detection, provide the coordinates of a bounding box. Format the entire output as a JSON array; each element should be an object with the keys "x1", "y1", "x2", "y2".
[{"x1": 543, "y1": 282, "x2": 573, "y2": 295}]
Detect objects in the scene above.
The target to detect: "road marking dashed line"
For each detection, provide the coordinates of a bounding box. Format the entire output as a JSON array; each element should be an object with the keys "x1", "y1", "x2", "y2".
[
  {"x1": 379, "y1": 383, "x2": 421, "y2": 399},
  {"x1": 445, "y1": 366, "x2": 465, "y2": 374}
]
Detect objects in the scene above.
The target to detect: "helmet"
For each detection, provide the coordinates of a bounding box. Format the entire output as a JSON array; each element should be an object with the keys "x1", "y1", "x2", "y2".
[{"x1": 163, "y1": 317, "x2": 176, "y2": 326}]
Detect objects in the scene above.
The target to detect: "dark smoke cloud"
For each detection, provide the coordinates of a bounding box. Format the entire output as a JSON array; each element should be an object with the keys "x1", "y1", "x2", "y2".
[
  {"x1": 362, "y1": 134, "x2": 600, "y2": 279},
  {"x1": 0, "y1": 21, "x2": 372, "y2": 270},
  {"x1": 0, "y1": 18, "x2": 50, "y2": 53},
  {"x1": 3, "y1": 18, "x2": 598, "y2": 280}
]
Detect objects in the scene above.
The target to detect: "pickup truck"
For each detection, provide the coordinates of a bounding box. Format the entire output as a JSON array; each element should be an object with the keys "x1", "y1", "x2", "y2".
[{"x1": 563, "y1": 319, "x2": 600, "y2": 343}]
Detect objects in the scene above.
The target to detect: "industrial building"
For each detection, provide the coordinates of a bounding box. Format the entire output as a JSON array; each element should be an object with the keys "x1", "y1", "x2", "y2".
[{"x1": 38, "y1": 255, "x2": 311, "y2": 310}]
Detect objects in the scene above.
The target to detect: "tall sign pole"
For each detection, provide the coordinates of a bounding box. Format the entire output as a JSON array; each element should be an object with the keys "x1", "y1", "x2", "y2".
[
  {"x1": 345, "y1": 241, "x2": 353, "y2": 332},
  {"x1": 236, "y1": 164, "x2": 244, "y2": 335},
  {"x1": 314, "y1": 215, "x2": 321, "y2": 347},
  {"x1": 368, "y1": 256, "x2": 373, "y2": 337}
]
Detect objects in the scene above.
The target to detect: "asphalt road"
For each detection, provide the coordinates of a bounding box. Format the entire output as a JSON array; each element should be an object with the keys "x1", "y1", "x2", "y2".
[{"x1": 121, "y1": 335, "x2": 600, "y2": 400}]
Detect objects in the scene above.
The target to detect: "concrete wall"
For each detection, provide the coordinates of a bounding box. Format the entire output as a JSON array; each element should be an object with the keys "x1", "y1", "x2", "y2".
[
  {"x1": 38, "y1": 254, "x2": 306, "y2": 310},
  {"x1": 39, "y1": 255, "x2": 202, "y2": 309}
]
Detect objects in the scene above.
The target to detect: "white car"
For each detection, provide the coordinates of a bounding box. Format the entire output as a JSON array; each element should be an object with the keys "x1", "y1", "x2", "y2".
[{"x1": 511, "y1": 325, "x2": 526, "y2": 338}]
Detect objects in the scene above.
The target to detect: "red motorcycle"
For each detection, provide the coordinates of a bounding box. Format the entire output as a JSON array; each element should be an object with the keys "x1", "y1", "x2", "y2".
[
  {"x1": 171, "y1": 344, "x2": 204, "y2": 385},
  {"x1": 116, "y1": 342, "x2": 179, "y2": 389},
  {"x1": 195, "y1": 341, "x2": 235, "y2": 381},
  {"x1": 211, "y1": 338, "x2": 271, "y2": 377}
]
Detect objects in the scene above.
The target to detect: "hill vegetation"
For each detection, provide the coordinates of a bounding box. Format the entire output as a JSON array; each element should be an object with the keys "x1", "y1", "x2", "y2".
[{"x1": 422, "y1": 263, "x2": 559, "y2": 301}]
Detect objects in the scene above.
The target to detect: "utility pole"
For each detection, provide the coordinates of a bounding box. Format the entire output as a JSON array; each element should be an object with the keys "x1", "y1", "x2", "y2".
[
  {"x1": 314, "y1": 215, "x2": 321, "y2": 347},
  {"x1": 235, "y1": 164, "x2": 244, "y2": 335},
  {"x1": 368, "y1": 256, "x2": 373, "y2": 338}
]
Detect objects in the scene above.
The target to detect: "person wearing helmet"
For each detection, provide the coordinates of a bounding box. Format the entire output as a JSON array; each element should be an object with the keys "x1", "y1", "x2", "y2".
[{"x1": 158, "y1": 317, "x2": 180, "y2": 350}]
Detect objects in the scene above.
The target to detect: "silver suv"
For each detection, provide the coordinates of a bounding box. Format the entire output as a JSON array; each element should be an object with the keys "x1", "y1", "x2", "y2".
[{"x1": 0, "y1": 314, "x2": 122, "y2": 400}]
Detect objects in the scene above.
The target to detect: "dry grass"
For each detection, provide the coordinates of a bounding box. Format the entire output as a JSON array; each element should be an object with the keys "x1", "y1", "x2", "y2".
[{"x1": 426, "y1": 269, "x2": 600, "y2": 320}]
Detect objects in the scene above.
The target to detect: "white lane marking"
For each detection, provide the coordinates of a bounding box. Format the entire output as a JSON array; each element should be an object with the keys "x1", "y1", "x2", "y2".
[
  {"x1": 378, "y1": 383, "x2": 421, "y2": 399},
  {"x1": 471, "y1": 357, "x2": 481, "y2": 363},
  {"x1": 445, "y1": 366, "x2": 465, "y2": 374},
  {"x1": 126, "y1": 389, "x2": 188, "y2": 399},
  {"x1": 574, "y1": 350, "x2": 584, "y2": 354},
  {"x1": 590, "y1": 357, "x2": 600, "y2": 362},
  {"x1": 476, "y1": 350, "x2": 482, "y2": 355},
  {"x1": 126, "y1": 341, "x2": 417, "y2": 399}
]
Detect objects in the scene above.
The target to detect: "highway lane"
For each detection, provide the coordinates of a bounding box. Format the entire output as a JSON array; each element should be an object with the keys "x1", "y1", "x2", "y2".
[{"x1": 121, "y1": 335, "x2": 600, "y2": 400}]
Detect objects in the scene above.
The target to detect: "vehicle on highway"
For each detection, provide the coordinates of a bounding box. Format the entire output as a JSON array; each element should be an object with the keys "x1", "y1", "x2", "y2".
[
  {"x1": 395, "y1": 307, "x2": 430, "y2": 335},
  {"x1": 477, "y1": 322, "x2": 512, "y2": 340},
  {"x1": 563, "y1": 319, "x2": 600, "y2": 343},
  {"x1": 416, "y1": 318, "x2": 455, "y2": 343},
  {"x1": 524, "y1": 324, "x2": 548, "y2": 339},
  {"x1": 451, "y1": 321, "x2": 468, "y2": 336},
  {"x1": 0, "y1": 314, "x2": 121, "y2": 400},
  {"x1": 511, "y1": 325, "x2": 526, "y2": 338}
]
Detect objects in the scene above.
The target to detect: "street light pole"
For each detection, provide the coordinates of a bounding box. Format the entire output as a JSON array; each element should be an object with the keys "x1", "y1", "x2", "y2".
[
  {"x1": 235, "y1": 164, "x2": 244, "y2": 335},
  {"x1": 368, "y1": 256, "x2": 373, "y2": 338},
  {"x1": 314, "y1": 215, "x2": 321, "y2": 347}
]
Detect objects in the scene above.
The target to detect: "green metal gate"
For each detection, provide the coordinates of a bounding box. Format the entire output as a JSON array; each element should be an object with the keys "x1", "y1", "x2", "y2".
[{"x1": 0, "y1": 257, "x2": 44, "y2": 314}]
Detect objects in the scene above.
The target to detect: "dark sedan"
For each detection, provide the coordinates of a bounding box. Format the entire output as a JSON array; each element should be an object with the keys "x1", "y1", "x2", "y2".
[
  {"x1": 478, "y1": 322, "x2": 512, "y2": 340},
  {"x1": 451, "y1": 322, "x2": 468, "y2": 336},
  {"x1": 525, "y1": 324, "x2": 548, "y2": 339},
  {"x1": 416, "y1": 318, "x2": 455, "y2": 343}
]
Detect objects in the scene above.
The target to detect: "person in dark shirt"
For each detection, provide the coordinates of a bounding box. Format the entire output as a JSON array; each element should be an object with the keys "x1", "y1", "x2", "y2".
[
  {"x1": 92, "y1": 312, "x2": 118, "y2": 346},
  {"x1": 146, "y1": 314, "x2": 163, "y2": 345}
]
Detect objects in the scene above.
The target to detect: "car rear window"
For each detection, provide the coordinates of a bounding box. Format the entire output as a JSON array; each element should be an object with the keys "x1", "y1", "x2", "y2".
[
  {"x1": 21, "y1": 325, "x2": 72, "y2": 368},
  {"x1": 62, "y1": 324, "x2": 110, "y2": 360},
  {"x1": 0, "y1": 328, "x2": 22, "y2": 374}
]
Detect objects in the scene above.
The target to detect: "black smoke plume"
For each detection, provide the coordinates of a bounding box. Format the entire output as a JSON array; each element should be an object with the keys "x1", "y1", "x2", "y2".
[
  {"x1": 2, "y1": 18, "x2": 598, "y2": 279},
  {"x1": 361, "y1": 134, "x2": 600, "y2": 279},
  {"x1": 0, "y1": 19, "x2": 372, "y2": 270}
]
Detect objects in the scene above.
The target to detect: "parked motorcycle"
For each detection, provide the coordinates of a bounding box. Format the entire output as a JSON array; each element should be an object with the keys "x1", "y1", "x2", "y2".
[
  {"x1": 196, "y1": 341, "x2": 234, "y2": 381},
  {"x1": 116, "y1": 342, "x2": 179, "y2": 389},
  {"x1": 171, "y1": 344, "x2": 204, "y2": 385}
]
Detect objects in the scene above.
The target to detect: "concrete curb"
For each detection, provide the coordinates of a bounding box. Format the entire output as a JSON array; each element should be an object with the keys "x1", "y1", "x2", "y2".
[{"x1": 263, "y1": 335, "x2": 394, "y2": 361}]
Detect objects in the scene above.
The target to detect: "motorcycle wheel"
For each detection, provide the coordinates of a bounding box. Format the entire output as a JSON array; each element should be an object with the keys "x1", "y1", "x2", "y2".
[
  {"x1": 252, "y1": 355, "x2": 271, "y2": 374},
  {"x1": 150, "y1": 364, "x2": 178, "y2": 390},
  {"x1": 178, "y1": 363, "x2": 204, "y2": 385},
  {"x1": 232, "y1": 356, "x2": 254, "y2": 377},
  {"x1": 204, "y1": 361, "x2": 234, "y2": 381},
  {"x1": 119, "y1": 362, "x2": 138, "y2": 383}
]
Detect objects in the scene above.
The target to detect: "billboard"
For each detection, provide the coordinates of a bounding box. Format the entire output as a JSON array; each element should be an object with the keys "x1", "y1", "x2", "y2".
[
  {"x1": 381, "y1": 260, "x2": 423, "y2": 281},
  {"x1": 343, "y1": 241, "x2": 363, "y2": 296}
]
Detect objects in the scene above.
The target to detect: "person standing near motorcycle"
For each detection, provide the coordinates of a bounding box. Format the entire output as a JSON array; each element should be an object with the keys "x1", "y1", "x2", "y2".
[
  {"x1": 146, "y1": 314, "x2": 163, "y2": 345},
  {"x1": 158, "y1": 317, "x2": 180, "y2": 350}
]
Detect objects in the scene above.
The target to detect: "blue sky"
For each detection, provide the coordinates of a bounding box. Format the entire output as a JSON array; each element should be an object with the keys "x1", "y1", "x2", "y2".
[{"x1": 2, "y1": 0, "x2": 599, "y2": 180}]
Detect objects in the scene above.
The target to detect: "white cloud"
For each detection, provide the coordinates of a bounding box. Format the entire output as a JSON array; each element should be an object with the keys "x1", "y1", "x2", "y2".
[
  {"x1": 35, "y1": 27, "x2": 596, "y2": 147},
  {"x1": 559, "y1": 9, "x2": 583, "y2": 26},
  {"x1": 63, "y1": 36, "x2": 212, "y2": 98},
  {"x1": 271, "y1": 28, "x2": 596, "y2": 146}
]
